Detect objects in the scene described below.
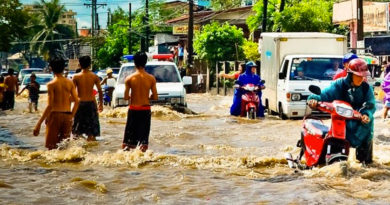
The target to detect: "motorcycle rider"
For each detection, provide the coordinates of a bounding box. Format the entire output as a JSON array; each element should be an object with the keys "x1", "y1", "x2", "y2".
[
  {"x1": 230, "y1": 61, "x2": 265, "y2": 117},
  {"x1": 307, "y1": 58, "x2": 376, "y2": 164},
  {"x1": 333, "y1": 53, "x2": 358, "y2": 80},
  {"x1": 100, "y1": 68, "x2": 116, "y2": 106}
]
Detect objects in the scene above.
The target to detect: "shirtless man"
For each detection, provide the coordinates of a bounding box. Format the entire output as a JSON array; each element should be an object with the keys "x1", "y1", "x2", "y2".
[
  {"x1": 33, "y1": 58, "x2": 79, "y2": 150},
  {"x1": 122, "y1": 51, "x2": 158, "y2": 152},
  {"x1": 72, "y1": 56, "x2": 103, "y2": 141},
  {"x1": 3, "y1": 69, "x2": 18, "y2": 110}
]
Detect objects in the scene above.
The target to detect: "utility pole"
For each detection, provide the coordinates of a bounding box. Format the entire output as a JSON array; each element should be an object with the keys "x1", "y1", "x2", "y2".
[
  {"x1": 187, "y1": 0, "x2": 194, "y2": 72},
  {"x1": 262, "y1": 0, "x2": 268, "y2": 32},
  {"x1": 357, "y1": 0, "x2": 364, "y2": 41},
  {"x1": 107, "y1": 8, "x2": 111, "y2": 28},
  {"x1": 84, "y1": 0, "x2": 106, "y2": 62},
  {"x1": 145, "y1": 0, "x2": 150, "y2": 52},
  {"x1": 129, "y1": 3, "x2": 132, "y2": 54}
]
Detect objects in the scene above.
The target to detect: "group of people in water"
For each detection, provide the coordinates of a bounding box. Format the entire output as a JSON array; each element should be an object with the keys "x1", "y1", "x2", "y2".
[
  {"x1": 0, "y1": 52, "x2": 150, "y2": 153},
  {"x1": 0, "y1": 50, "x2": 389, "y2": 165}
]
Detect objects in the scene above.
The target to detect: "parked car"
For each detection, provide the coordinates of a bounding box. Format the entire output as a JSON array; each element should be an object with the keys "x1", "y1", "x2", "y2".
[
  {"x1": 112, "y1": 59, "x2": 192, "y2": 108},
  {"x1": 18, "y1": 68, "x2": 44, "y2": 82},
  {"x1": 20, "y1": 73, "x2": 53, "y2": 93},
  {"x1": 1, "y1": 71, "x2": 18, "y2": 77}
]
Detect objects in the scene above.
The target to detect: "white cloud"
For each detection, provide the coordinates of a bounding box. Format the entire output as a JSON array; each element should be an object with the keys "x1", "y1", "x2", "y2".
[{"x1": 77, "y1": 17, "x2": 91, "y2": 29}]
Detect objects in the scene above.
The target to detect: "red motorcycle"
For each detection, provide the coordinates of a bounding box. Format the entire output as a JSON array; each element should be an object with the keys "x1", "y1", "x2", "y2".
[
  {"x1": 286, "y1": 85, "x2": 364, "y2": 169},
  {"x1": 234, "y1": 83, "x2": 263, "y2": 119}
]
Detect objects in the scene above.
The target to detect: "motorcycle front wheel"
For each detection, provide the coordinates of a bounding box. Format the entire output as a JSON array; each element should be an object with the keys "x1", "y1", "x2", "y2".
[{"x1": 248, "y1": 108, "x2": 256, "y2": 119}]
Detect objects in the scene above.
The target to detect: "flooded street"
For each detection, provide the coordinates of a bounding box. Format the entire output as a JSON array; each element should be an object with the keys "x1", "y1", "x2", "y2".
[{"x1": 1, "y1": 93, "x2": 390, "y2": 204}]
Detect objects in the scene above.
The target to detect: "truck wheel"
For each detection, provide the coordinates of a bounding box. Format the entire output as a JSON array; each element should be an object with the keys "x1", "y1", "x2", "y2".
[{"x1": 279, "y1": 104, "x2": 287, "y2": 120}]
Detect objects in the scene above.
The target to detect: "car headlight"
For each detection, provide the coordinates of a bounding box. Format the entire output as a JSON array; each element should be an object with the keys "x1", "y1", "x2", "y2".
[
  {"x1": 291, "y1": 93, "x2": 301, "y2": 101},
  {"x1": 170, "y1": 97, "x2": 181, "y2": 104},
  {"x1": 336, "y1": 106, "x2": 353, "y2": 118}
]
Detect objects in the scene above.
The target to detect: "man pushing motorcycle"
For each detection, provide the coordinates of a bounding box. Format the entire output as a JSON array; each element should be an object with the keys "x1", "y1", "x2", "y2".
[
  {"x1": 230, "y1": 61, "x2": 265, "y2": 118},
  {"x1": 307, "y1": 58, "x2": 376, "y2": 164}
]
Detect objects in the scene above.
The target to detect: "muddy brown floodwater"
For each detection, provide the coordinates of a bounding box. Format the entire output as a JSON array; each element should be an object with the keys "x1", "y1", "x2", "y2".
[{"x1": 1, "y1": 93, "x2": 390, "y2": 204}]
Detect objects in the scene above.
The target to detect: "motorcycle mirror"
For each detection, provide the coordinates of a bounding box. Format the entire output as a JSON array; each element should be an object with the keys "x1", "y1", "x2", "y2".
[
  {"x1": 309, "y1": 85, "x2": 321, "y2": 95},
  {"x1": 373, "y1": 81, "x2": 381, "y2": 87},
  {"x1": 359, "y1": 102, "x2": 373, "y2": 112}
]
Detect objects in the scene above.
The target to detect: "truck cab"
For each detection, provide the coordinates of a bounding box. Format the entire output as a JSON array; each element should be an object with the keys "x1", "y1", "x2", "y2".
[{"x1": 276, "y1": 55, "x2": 343, "y2": 118}]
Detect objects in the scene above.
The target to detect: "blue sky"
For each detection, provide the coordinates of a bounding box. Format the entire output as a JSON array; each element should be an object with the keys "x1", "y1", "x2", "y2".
[{"x1": 20, "y1": 0, "x2": 152, "y2": 29}]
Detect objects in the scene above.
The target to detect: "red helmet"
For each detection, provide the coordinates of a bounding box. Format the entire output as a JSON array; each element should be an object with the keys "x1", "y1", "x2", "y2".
[{"x1": 348, "y1": 58, "x2": 370, "y2": 77}]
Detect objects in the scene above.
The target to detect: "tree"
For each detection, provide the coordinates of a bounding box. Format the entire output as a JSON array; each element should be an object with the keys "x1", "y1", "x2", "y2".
[
  {"x1": 194, "y1": 21, "x2": 244, "y2": 66},
  {"x1": 96, "y1": 20, "x2": 131, "y2": 68},
  {"x1": 243, "y1": 40, "x2": 260, "y2": 61},
  {"x1": 273, "y1": 0, "x2": 334, "y2": 32},
  {"x1": 0, "y1": 0, "x2": 29, "y2": 51},
  {"x1": 96, "y1": 1, "x2": 185, "y2": 68},
  {"x1": 246, "y1": 0, "x2": 280, "y2": 32},
  {"x1": 210, "y1": 0, "x2": 242, "y2": 10},
  {"x1": 29, "y1": 0, "x2": 75, "y2": 60}
]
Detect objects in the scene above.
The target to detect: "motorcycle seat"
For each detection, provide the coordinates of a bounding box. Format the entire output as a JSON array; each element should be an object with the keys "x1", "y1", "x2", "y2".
[{"x1": 305, "y1": 119, "x2": 329, "y2": 138}]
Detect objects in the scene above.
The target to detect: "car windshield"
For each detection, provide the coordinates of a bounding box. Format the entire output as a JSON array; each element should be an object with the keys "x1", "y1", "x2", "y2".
[
  {"x1": 289, "y1": 57, "x2": 343, "y2": 81},
  {"x1": 118, "y1": 65, "x2": 181, "y2": 84},
  {"x1": 112, "y1": 68, "x2": 120, "y2": 74},
  {"x1": 23, "y1": 75, "x2": 52, "y2": 85}
]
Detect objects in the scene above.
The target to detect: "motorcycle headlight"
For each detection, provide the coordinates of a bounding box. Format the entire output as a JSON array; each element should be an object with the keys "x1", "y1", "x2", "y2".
[
  {"x1": 336, "y1": 106, "x2": 353, "y2": 118},
  {"x1": 291, "y1": 93, "x2": 301, "y2": 101}
]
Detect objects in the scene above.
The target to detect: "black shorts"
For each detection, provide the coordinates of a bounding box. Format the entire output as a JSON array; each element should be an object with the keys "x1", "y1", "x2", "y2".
[
  {"x1": 178, "y1": 56, "x2": 184, "y2": 61},
  {"x1": 123, "y1": 109, "x2": 151, "y2": 147},
  {"x1": 72, "y1": 101, "x2": 100, "y2": 137},
  {"x1": 29, "y1": 97, "x2": 39, "y2": 105}
]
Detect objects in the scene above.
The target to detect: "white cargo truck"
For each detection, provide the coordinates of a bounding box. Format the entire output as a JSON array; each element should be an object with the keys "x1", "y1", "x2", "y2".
[{"x1": 260, "y1": 32, "x2": 347, "y2": 119}]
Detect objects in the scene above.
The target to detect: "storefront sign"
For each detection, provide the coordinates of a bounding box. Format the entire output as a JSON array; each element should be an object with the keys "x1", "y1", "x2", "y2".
[
  {"x1": 173, "y1": 24, "x2": 200, "y2": 35},
  {"x1": 363, "y1": 2, "x2": 388, "y2": 32}
]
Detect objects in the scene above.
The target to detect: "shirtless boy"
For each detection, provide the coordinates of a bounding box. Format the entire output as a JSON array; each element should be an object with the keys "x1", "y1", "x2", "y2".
[
  {"x1": 18, "y1": 73, "x2": 40, "y2": 112},
  {"x1": 72, "y1": 56, "x2": 103, "y2": 141},
  {"x1": 33, "y1": 58, "x2": 79, "y2": 150},
  {"x1": 3, "y1": 69, "x2": 18, "y2": 110},
  {"x1": 123, "y1": 52, "x2": 158, "y2": 152}
]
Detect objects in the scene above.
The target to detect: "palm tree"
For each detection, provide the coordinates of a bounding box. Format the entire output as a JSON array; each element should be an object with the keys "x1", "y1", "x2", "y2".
[{"x1": 30, "y1": 0, "x2": 74, "y2": 60}]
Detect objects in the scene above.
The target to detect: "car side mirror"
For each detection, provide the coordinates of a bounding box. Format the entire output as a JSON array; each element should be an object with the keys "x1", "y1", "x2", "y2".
[
  {"x1": 278, "y1": 72, "x2": 285, "y2": 80},
  {"x1": 182, "y1": 76, "x2": 192, "y2": 85},
  {"x1": 309, "y1": 85, "x2": 321, "y2": 95}
]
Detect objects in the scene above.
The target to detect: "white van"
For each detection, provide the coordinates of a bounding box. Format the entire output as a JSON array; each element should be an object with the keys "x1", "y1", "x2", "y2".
[
  {"x1": 260, "y1": 32, "x2": 347, "y2": 119},
  {"x1": 112, "y1": 61, "x2": 192, "y2": 107}
]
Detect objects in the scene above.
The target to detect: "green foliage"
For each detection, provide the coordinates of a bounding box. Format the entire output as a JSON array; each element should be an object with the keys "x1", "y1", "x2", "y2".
[
  {"x1": 95, "y1": 0, "x2": 184, "y2": 68},
  {"x1": 96, "y1": 20, "x2": 130, "y2": 68},
  {"x1": 243, "y1": 40, "x2": 260, "y2": 61},
  {"x1": 273, "y1": 0, "x2": 333, "y2": 32},
  {"x1": 210, "y1": 0, "x2": 242, "y2": 10},
  {"x1": 0, "y1": 0, "x2": 29, "y2": 51},
  {"x1": 247, "y1": 0, "x2": 339, "y2": 33},
  {"x1": 246, "y1": 0, "x2": 280, "y2": 32},
  {"x1": 29, "y1": 0, "x2": 75, "y2": 60},
  {"x1": 194, "y1": 22, "x2": 244, "y2": 64}
]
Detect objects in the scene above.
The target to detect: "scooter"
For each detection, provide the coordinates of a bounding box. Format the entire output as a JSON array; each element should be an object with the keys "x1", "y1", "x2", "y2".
[
  {"x1": 93, "y1": 86, "x2": 113, "y2": 106},
  {"x1": 101, "y1": 85, "x2": 110, "y2": 106},
  {"x1": 286, "y1": 85, "x2": 364, "y2": 169},
  {"x1": 234, "y1": 82, "x2": 264, "y2": 119}
]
